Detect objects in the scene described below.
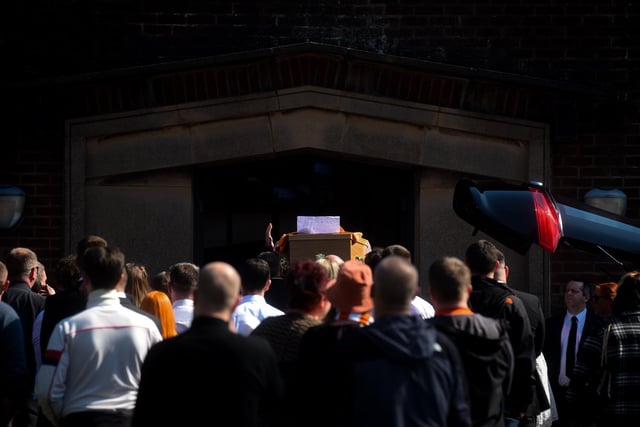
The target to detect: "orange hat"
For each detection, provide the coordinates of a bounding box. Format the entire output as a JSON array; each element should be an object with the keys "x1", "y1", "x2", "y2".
[{"x1": 326, "y1": 260, "x2": 374, "y2": 313}]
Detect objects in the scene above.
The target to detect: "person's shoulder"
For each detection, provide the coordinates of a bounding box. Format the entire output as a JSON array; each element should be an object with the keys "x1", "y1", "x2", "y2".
[
  {"x1": 470, "y1": 312, "x2": 510, "y2": 337},
  {"x1": 411, "y1": 295, "x2": 435, "y2": 316},
  {"x1": 251, "y1": 313, "x2": 281, "y2": 330},
  {"x1": 303, "y1": 321, "x2": 360, "y2": 345},
  {"x1": 45, "y1": 289, "x2": 85, "y2": 308},
  {"x1": 6, "y1": 284, "x2": 46, "y2": 301},
  {"x1": 28, "y1": 291, "x2": 47, "y2": 307},
  {"x1": 119, "y1": 300, "x2": 154, "y2": 320},
  {"x1": 233, "y1": 297, "x2": 256, "y2": 312},
  {"x1": 13, "y1": 284, "x2": 47, "y2": 302},
  {"x1": 127, "y1": 306, "x2": 162, "y2": 329},
  {"x1": 585, "y1": 308, "x2": 600, "y2": 321},
  {"x1": 544, "y1": 313, "x2": 568, "y2": 337},
  {"x1": 472, "y1": 276, "x2": 512, "y2": 294},
  {"x1": 433, "y1": 327, "x2": 465, "y2": 361},
  {"x1": 248, "y1": 316, "x2": 276, "y2": 337},
  {"x1": 432, "y1": 313, "x2": 507, "y2": 342},
  {"x1": 585, "y1": 309, "x2": 604, "y2": 329},
  {"x1": 245, "y1": 331, "x2": 276, "y2": 346},
  {"x1": 474, "y1": 277, "x2": 518, "y2": 304},
  {"x1": 239, "y1": 331, "x2": 281, "y2": 357},
  {"x1": 104, "y1": 302, "x2": 161, "y2": 332},
  {"x1": 264, "y1": 303, "x2": 285, "y2": 316},
  {"x1": 545, "y1": 311, "x2": 565, "y2": 324},
  {"x1": 512, "y1": 289, "x2": 541, "y2": 307},
  {"x1": 141, "y1": 332, "x2": 183, "y2": 363},
  {"x1": 503, "y1": 293, "x2": 532, "y2": 325},
  {"x1": 512, "y1": 287, "x2": 535, "y2": 299},
  {"x1": 0, "y1": 300, "x2": 20, "y2": 321}
]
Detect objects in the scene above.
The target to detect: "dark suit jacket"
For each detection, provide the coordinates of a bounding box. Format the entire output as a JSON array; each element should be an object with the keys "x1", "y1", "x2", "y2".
[
  {"x1": 40, "y1": 287, "x2": 87, "y2": 357},
  {"x1": 132, "y1": 316, "x2": 284, "y2": 427},
  {"x1": 513, "y1": 290, "x2": 545, "y2": 357},
  {"x1": 543, "y1": 308, "x2": 602, "y2": 392},
  {"x1": 1, "y1": 281, "x2": 46, "y2": 385},
  {"x1": 512, "y1": 289, "x2": 550, "y2": 416}
]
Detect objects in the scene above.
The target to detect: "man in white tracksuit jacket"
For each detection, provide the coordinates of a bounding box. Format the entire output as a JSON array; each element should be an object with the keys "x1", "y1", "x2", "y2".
[{"x1": 36, "y1": 246, "x2": 162, "y2": 427}]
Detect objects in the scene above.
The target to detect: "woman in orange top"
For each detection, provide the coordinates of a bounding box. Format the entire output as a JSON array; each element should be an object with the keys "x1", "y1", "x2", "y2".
[{"x1": 140, "y1": 290, "x2": 178, "y2": 339}]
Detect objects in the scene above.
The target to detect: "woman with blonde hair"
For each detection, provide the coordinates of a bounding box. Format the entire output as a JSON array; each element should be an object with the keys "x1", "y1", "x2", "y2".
[
  {"x1": 140, "y1": 290, "x2": 178, "y2": 339},
  {"x1": 315, "y1": 254, "x2": 342, "y2": 279}
]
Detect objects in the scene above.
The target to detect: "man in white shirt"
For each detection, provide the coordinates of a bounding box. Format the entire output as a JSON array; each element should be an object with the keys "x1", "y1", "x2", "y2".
[
  {"x1": 410, "y1": 294, "x2": 436, "y2": 319},
  {"x1": 544, "y1": 280, "x2": 601, "y2": 427},
  {"x1": 36, "y1": 246, "x2": 162, "y2": 427},
  {"x1": 232, "y1": 257, "x2": 284, "y2": 336},
  {"x1": 168, "y1": 262, "x2": 199, "y2": 333}
]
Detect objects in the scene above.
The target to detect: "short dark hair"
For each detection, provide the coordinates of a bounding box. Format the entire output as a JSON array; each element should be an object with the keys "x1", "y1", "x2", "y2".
[
  {"x1": 364, "y1": 246, "x2": 384, "y2": 272},
  {"x1": 169, "y1": 262, "x2": 199, "y2": 294},
  {"x1": 239, "y1": 258, "x2": 270, "y2": 293},
  {"x1": 82, "y1": 246, "x2": 125, "y2": 290},
  {"x1": 55, "y1": 254, "x2": 82, "y2": 290},
  {"x1": 150, "y1": 270, "x2": 170, "y2": 294},
  {"x1": 257, "y1": 251, "x2": 280, "y2": 277},
  {"x1": 382, "y1": 244, "x2": 411, "y2": 261},
  {"x1": 465, "y1": 240, "x2": 499, "y2": 275},
  {"x1": 76, "y1": 235, "x2": 108, "y2": 271}
]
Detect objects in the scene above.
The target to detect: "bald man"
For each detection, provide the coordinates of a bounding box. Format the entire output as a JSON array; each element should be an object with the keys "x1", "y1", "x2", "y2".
[
  {"x1": 133, "y1": 261, "x2": 284, "y2": 427},
  {"x1": 327, "y1": 256, "x2": 472, "y2": 427}
]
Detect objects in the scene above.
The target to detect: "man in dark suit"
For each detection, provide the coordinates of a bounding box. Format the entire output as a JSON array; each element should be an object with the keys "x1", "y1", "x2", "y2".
[
  {"x1": 2, "y1": 247, "x2": 46, "y2": 427},
  {"x1": 39, "y1": 255, "x2": 86, "y2": 359},
  {"x1": 133, "y1": 261, "x2": 284, "y2": 427},
  {"x1": 543, "y1": 280, "x2": 602, "y2": 427},
  {"x1": 465, "y1": 240, "x2": 536, "y2": 427},
  {"x1": 496, "y1": 250, "x2": 552, "y2": 427}
]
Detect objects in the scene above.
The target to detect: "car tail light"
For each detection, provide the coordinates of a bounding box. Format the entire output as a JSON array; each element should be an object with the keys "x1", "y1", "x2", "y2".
[{"x1": 531, "y1": 187, "x2": 562, "y2": 253}]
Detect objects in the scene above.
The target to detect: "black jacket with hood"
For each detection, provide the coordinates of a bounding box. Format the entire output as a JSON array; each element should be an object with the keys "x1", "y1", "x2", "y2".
[{"x1": 334, "y1": 315, "x2": 472, "y2": 427}]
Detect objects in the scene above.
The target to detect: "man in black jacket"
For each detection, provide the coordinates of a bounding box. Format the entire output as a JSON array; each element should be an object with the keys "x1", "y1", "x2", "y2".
[
  {"x1": 496, "y1": 249, "x2": 553, "y2": 427},
  {"x1": 465, "y1": 240, "x2": 536, "y2": 427},
  {"x1": 429, "y1": 256, "x2": 514, "y2": 427},
  {"x1": 332, "y1": 256, "x2": 472, "y2": 427},
  {"x1": 2, "y1": 247, "x2": 46, "y2": 427}
]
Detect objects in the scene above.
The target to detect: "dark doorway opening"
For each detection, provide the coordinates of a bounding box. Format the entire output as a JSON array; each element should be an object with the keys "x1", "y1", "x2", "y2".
[{"x1": 194, "y1": 152, "x2": 415, "y2": 269}]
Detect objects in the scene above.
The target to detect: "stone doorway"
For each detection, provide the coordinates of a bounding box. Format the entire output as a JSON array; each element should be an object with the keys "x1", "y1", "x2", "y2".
[
  {"x1": 67, "y1": 85, "x2": 549, "y2": 305},
  {"x1": 195, "y1": 152, "x2": 415, "y2": 268}
]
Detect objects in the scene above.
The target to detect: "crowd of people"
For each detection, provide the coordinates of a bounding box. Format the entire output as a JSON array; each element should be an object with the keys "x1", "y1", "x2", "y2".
[{"x1": 1, "y1": 230, "x2": 639, "y2": 427}]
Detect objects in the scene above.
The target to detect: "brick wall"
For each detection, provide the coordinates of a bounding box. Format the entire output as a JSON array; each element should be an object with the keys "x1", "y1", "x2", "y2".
[
  {"x1": 6, "y1": 2, "x2": 638, "y2": 87},
  {"x1": 0, "y1": 141, "x2": 64, "y2": 273}
]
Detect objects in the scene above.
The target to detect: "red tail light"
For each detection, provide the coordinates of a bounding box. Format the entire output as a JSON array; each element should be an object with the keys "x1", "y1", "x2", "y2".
[{"x1": 531, "y1": 187, "x2": 562, "y2": 253}]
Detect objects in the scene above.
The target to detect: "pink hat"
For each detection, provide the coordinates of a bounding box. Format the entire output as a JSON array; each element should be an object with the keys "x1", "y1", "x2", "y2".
[{"x1": 326, "y1": 260, "x2": 374, "y2": 313}]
